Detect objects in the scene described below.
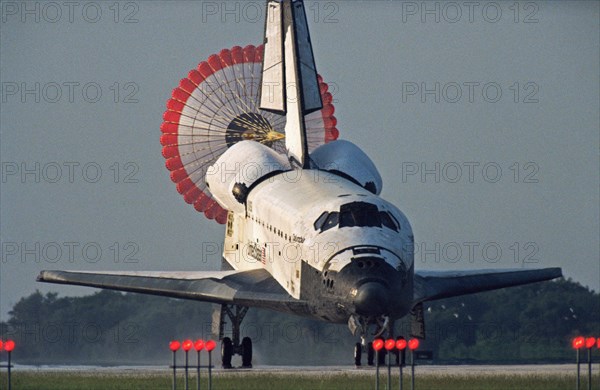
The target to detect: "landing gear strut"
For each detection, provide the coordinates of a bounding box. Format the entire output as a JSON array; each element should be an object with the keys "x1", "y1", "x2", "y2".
[
  {"x1": 212, "y1": 304, "x2": 252, "y2": 368},
  {"x1": 354, "y1": 342, "x2": 362, "y2": 366}
]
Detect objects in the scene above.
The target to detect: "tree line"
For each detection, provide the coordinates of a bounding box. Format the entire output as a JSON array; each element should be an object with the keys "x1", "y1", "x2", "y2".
[{"x1": 1, "y1": 277, "x2": 598, "y2": 365}]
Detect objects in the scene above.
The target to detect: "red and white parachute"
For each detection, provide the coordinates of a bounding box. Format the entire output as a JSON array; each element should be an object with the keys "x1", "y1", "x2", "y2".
[{"x1": 161, "y1": 45, "x2": 339, "y2": 224}]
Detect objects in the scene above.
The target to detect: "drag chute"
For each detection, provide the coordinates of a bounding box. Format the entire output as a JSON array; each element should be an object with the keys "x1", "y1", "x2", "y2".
[{"x1": 161, "y1": 44, "x2": 339, "y2": 224}]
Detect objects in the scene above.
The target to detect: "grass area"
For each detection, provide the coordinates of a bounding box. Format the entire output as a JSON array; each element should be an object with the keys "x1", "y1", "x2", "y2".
[{"x1": 2, "y1": 371, "x2": 596, "y2": 390}]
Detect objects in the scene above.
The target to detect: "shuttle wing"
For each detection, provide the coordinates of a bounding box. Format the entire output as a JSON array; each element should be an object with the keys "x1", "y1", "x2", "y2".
[
  {"x1": 37, "y1": 269, "x2": 307, "y2": 313},
  {"x1": 413, "y1": 267, "x2": 562, "y2": 303}
]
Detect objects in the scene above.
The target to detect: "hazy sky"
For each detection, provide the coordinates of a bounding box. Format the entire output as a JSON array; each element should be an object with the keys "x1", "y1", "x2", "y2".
[{"x1": 1, "y1": 1, "x2": 598, "y2": 320}]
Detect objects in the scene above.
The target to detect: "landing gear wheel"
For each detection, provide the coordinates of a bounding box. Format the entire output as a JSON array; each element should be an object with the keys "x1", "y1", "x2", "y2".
[
  {"x1": 241, "y1": 337, "x2": 253, "y2": 368},
  {"x1": 221, "y1": 337, "x2": 233, "y2": 369},
  {"x1": 367, "y1": 342, "x2": 374, "y2": 366},
  {"x1": 354, "y1": 343, "x2": 362, "y2": 366},
  {"x1": 377, "y1": 349, "x2": 386, "y2": 366}
]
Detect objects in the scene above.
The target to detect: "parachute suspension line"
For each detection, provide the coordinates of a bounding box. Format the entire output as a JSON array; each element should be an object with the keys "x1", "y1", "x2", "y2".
[
  {"x1": 242, "y1": 49, "x2": 287, "y2": 136},
  {"x1": 207, "y1": 72, "x2": 283, "y2": 149},
  {"x1": 207, "y1": 73, "x2": 245, "y2": 120},
  {"x1": 185, "y1": 78, "x2": 242, "y2": 127},
  {"x1": 218, "y1": 62, "x2": 283, "y2": 145},
  {"x1": 166, "y1": 109, "x2": 231, "y2": 132}
]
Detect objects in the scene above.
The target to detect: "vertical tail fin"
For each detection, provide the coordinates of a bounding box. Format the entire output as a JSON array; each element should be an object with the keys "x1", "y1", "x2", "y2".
[
  {"x1": 260, "y1": 1, "x2": 285, "y2": 113},
  {"x1": 259, "y1": 0, "x2": 322, "y2": 168}
]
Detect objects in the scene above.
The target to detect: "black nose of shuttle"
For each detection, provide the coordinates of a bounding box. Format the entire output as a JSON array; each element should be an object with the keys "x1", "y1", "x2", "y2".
[{"x1": 353, "y1": 282, "x2": 390, "y2": 316}]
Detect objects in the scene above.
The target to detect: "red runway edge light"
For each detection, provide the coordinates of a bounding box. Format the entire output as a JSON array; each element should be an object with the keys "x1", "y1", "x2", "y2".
[
  {"x1": 384, "y1": 339, "x2": 396, "y2": 351},
  {"x1": 408, "y1": 338, "x2": 420, "y2": 350},
  {"x1": 3, "y1": 340, "x2": 15, "y2": 352},
  {"x1": 585, "y1": 337, "x2": 596, "y2": 349},
  {"x1": 205, "y1": 340, "x2": 216, "y2": 352},
  {"x1": 372, "y1": 339, "x2": 384, "y2": 351},
  {"x1": 572, "y1": 336, "x2": 585, "y2": 349},
  {"x1": 396, "y1": 339, "x2": 407, "y2": 350},
  {"x1": 182, "y1": 339, "x2": 193, "y2": 352},
  {"x1": 169, "y1": 340, "x2": 181, "y2": 352},
  {"x1": 194, "y1": 339, "x2": 204, "y2": 351}
]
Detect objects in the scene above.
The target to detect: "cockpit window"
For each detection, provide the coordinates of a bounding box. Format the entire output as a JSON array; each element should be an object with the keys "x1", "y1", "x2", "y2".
[
  {"x1": 321, "y1": 212, "x2": 339, "y2": 232},
  {"x1": 314, "y1": 202, "x2": 400, "y2": 233},
  {"x1": 380, "y1": 211, "x2": 400, "y2": 232},
  {"x1": 339, "y1": 202, "x2": 381, "y2": 228},
  {"x1": 314, "y1": 211, "x2": 329, "y2": 231}
]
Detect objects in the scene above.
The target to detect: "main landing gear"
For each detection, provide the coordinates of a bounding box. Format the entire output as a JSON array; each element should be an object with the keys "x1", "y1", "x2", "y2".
[
  {"x1": 354, "y1": 339, "x2": 388, "y2": 366},
  {"x1": 213, "y1": 304, "x2": 253, "y2": 368},
  {"x1": 351, "y1": 315, "x2": 394, "y2": 367}
]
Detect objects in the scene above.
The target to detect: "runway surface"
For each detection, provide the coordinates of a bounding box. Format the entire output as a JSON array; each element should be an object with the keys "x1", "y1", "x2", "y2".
[{"x1": 13, "y1": 364, "x2": 578, "y2": 377}]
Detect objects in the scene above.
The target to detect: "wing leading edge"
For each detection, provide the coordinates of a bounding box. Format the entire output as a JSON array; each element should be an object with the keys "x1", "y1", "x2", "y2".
[
  {"x1": 37, "y1": 269, "x2": 309, "y2": 315},
  {"x1": 37, "y1": 267, "x2": 562, "y2": 319},
  {"x1": 413, "y1": 267, "x2": 562, "y2": 304}
]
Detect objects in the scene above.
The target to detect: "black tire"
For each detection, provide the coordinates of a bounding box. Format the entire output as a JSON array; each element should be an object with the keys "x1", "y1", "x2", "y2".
[
  {"x1": 377, "y1": 349, "x2": 386, "y2": 366},
  {"x1": 221, "y1": 337, "x2": 233, "y2": 369},
  {"x1": 393, "y1": 349, "x2": 400, "y2": 366},
  {"x1": 354, "y1": 343, "x2": 362, "y2": 366},
  {"x1": 241, "y1": 337, "x2": 253, "y2": 368},
  {"x1": 396, "y1": 337, "x2": 406, "y2": 366},
  {"x1": 367, "y1": 342, "x2": 374, "y2": 366}
]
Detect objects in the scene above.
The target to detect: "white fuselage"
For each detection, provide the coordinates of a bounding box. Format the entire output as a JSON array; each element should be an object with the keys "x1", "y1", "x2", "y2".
[{"x1": 222, "y1": 169, "x2": 414, "y2": 301}]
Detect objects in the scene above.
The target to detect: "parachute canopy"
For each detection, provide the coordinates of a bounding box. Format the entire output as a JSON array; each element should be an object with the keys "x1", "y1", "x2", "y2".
[{"x1": 161, "y1": 45, "x2": 339, "y2": 224}]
